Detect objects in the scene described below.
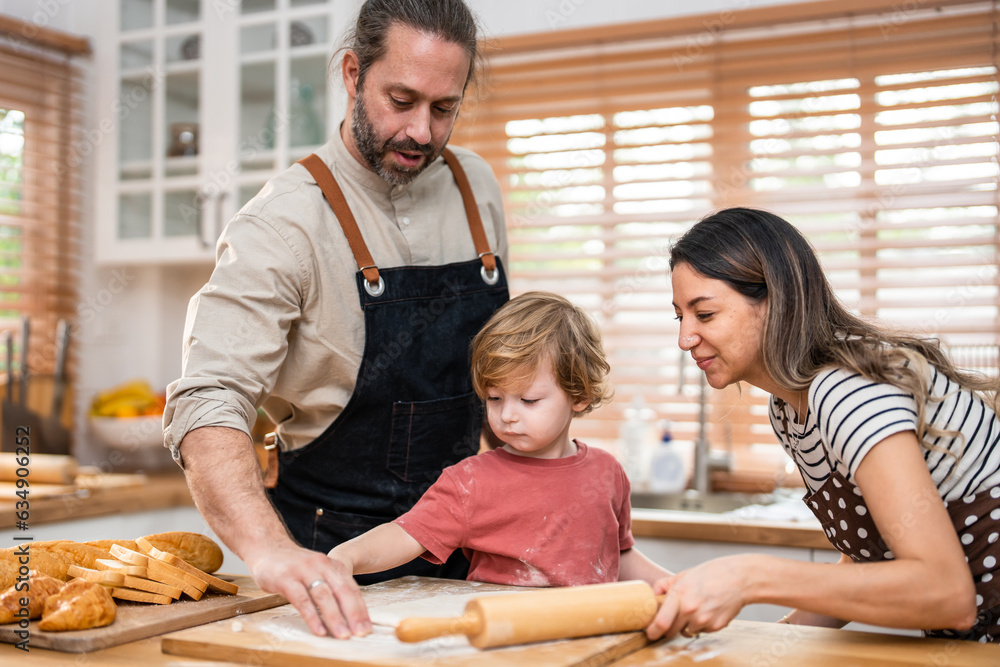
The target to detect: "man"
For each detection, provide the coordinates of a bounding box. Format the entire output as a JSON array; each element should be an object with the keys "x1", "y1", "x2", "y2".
[{"x1": 162, "y1": 0, "x2": 508, "y2": 639}]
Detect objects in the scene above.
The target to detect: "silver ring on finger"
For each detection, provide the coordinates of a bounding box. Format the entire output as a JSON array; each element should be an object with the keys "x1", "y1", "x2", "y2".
[{"x1": 308, "y1": 579, "x2": 326, "y2": 592}]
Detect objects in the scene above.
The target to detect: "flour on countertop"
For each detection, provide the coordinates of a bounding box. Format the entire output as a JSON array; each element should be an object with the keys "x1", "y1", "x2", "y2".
[
  {"x1": 254, "y1": 607, "x2": 479, "y2": 660},
  {"x1": 368, "y1": 590, "x2": 525, "y2": 626}
]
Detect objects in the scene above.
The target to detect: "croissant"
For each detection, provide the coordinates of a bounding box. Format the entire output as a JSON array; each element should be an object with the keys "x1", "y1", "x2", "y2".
[
  {"x1": 38, "y1": 578, "x2": 116, "y2": 632},
  {"x1": 0, "y1": 570, "x2": 65, "y2": 623}
]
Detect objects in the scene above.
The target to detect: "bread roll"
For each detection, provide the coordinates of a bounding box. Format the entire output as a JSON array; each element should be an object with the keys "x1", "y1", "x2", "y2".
[{"x1": 139, "y1": 532, "x2": 223, "y2": 574}]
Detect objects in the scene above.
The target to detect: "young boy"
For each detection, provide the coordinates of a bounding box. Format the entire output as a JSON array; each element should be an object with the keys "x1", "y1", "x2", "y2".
[{"x1": 328, "y1": 292, "x2": 671, "y2": 587}]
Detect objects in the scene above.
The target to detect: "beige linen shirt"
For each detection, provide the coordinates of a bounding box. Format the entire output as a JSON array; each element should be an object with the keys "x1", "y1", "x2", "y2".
[{"x1": 163, "y1": 129, "x2": 507, "y2": 464}]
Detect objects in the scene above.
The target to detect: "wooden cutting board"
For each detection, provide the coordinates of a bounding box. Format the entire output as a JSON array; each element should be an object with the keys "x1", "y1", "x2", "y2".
[
  {"x1": 0, "y1": 574, "x2": 285, "y2": 653},
  {"x1": 162, "y1": 576, "x2": 651, "y2": 667}
]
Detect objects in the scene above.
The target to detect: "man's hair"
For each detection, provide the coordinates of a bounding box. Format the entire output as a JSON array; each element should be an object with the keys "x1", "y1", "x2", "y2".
[
  {"x1": 342, "y1": 0, "x2": 482, "y2": 92},
  {"x1": 470, "y1": 292, "x2": 611, "y2": 416}
]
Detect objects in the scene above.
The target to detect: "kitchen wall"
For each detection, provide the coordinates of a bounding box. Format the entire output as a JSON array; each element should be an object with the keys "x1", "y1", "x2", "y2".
[{"x1": 0, "y1": 0, "x2": 796, "y2": 466}]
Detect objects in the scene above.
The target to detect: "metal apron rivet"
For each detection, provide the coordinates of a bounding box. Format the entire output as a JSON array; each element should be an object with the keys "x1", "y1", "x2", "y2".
[
  {"x1": 364, "y1": 276, "x2": 385, "y2": 297},
  {"x1": 480, "y1": 265, "x2": 499, "y2": 285}
]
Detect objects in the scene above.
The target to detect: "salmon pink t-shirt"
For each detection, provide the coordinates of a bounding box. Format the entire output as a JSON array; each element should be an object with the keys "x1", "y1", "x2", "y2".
[{"x1": 393, "y1": 441, "x2": 634, "y2": 587}]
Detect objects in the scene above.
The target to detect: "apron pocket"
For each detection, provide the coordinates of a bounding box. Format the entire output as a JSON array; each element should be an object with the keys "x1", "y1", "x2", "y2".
[
  {"x1": 387, "y1": 392, "x2": 480, "y2": 483},
  {"x1": 312, "y1": 507, "x2": 389, "y2": 553}
]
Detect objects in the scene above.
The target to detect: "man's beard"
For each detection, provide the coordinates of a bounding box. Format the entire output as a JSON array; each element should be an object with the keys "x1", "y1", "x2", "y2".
[{"x1": 351, "y1": 91, "x2": 443, "y2": 186}]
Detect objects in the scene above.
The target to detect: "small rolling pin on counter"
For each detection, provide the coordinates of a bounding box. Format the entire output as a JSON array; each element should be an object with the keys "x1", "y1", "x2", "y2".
[
  {"x1": 0, "y1": 452, "x2": 78, "y2": 485},
  {"x1": 395, "y1": 581, "x2": 661, "y2": 648}
]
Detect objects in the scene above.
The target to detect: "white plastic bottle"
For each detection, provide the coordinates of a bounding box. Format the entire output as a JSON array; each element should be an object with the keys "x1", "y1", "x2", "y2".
[
  {"x1": 648, "y1": 420, "x2": 686, "y2": 493},
  {"x1": 620, "y1": 397, "x2": 653, "y2": 490}
]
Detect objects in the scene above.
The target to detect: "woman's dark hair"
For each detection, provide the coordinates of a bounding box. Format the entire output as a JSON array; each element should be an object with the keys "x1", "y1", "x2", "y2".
[
  {"x1": 341, "y1": 0, "x2": 482, "y2": 93},
  {"x1": 669, "y1": 207, "x2": 999, "y2": 443}
]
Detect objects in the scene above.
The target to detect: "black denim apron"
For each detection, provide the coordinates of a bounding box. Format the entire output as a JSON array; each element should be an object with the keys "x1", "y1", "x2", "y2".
[{"x1": 268, "y1": 150, "x2": 509, "y2": 584}]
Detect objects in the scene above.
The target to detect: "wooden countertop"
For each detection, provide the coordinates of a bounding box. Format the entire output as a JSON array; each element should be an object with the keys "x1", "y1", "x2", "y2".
[
  {"x1": 3, "y1": 577, "x2": 997, "y2": 666},
  {"x1": 0, "y1": 472, "x2": 193, "y2": 529},
  {"x1": 631, "y1": 508, "x2": 835, "y2": 550}
]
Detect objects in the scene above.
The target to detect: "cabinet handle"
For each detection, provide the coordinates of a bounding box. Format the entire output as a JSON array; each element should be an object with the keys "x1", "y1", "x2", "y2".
[
  {"x1": 214, "y1": 191, "x2": 228, "y2": 248},
  {"x1": 195, "y1": 191, "x2": 208, "y2": 249}
]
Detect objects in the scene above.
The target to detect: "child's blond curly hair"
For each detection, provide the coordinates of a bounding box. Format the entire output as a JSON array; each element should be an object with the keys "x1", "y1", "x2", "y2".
[{"x1": 470, "y1": 291, "x2": 611, "y2": 416}]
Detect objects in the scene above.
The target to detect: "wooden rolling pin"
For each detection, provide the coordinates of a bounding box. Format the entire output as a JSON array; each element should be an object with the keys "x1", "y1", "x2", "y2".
[
  {"x1": 395, "y1": 580, "x2": 663, "y2": 649},
  {"x1": 0, "y1": 452, "x2": 78, "y2": 484}
]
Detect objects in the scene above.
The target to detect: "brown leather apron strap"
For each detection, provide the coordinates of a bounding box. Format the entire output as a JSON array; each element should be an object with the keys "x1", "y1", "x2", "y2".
[
  {"x1": 297, "y1": 154, "x2": 381, "y2": 288},
  {"x1": 441, "y1": 148, "x2": 497, "y2": 274}
]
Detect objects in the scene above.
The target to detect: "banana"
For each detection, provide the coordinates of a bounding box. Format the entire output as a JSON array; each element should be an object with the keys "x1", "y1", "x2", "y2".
[{"x1": 90, "y1": 380, "x2": 161, "y2": 417}]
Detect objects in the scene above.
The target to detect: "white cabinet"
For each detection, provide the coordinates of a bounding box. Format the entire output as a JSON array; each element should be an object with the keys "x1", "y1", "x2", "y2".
[{"x1": 94, "y1": 0, "x2": 349, "y2": 265}]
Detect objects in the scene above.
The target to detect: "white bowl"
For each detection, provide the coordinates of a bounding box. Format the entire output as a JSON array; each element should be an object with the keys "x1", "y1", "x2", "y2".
[{"x1": 88, "y1": 415, "x2": 165, "y2": 451}]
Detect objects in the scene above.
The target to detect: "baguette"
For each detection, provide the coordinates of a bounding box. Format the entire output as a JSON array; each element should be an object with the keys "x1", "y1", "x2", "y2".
[
  {"x1": 0, "y1": 540, "x2": 109, "y2": 588},
  {"x1": 136, "y1": 537, "x2": 238, "y2": 595}
]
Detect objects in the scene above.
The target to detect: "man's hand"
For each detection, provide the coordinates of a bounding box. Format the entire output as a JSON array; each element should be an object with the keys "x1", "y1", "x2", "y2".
[
  {"x1": 245, "y1": 541, "x2": 372, "y2": 638},
  {"x1": 178, "y1": 426, "x2": 372, "y2": 638}
]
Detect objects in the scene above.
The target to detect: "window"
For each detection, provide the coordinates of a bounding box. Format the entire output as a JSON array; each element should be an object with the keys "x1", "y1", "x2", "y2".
[
  {"x1": 453, "y1": 0, "x2": 1000, "y2": 491},
  {"x1": 0, "y1": 109, "x2": 24, "y2": 319},
  {"x1": 0, "y1": 19, "x2": 89, "y2": 379}
]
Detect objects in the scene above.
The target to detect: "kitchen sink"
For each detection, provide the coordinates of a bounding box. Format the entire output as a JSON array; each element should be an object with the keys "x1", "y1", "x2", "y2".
[{"x1": 630, "y1": 490, "x2": 778, "y2": 514}]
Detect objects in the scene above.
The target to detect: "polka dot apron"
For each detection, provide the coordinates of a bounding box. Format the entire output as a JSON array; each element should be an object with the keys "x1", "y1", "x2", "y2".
[{"x1": 804, "y1": 460, "x2": 1000, "y2": 642}]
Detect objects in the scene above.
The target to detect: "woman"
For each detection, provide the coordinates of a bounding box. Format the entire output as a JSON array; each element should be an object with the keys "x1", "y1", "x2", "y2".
[{"x1": 648, "y1": 207, "x2": 1000, "y2": 643}]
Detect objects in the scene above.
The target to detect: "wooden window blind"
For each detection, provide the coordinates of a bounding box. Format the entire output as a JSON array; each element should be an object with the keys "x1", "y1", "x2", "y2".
[
  {"x1": 0, "y1": 17, "x2": 89, "y2": 379},
  {"x1": 452, "y1": 0, "x2": 1000, "y2": 492}
]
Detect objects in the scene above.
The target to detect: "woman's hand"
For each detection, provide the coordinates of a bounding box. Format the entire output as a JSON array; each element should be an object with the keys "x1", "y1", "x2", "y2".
[{"x1": 645, "y1": 555, "x2": 755, "y2": 641}]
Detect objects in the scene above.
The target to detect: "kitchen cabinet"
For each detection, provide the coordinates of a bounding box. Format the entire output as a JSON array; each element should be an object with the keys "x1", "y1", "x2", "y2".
[{"x1": 94, "y1": 0, "x2": 348, "y2": 265}]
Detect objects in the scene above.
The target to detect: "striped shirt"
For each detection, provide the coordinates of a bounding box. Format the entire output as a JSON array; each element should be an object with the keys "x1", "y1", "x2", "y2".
[{"x1": 769, "y1": 365, "x2": 1000, "y2": 501}]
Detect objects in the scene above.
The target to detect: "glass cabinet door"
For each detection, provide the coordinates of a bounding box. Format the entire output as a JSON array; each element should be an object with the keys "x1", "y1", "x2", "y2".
[
  {"x1": 117, "y1": 0, "x2": 202, "y2": 243},
  {"x1": 101, "y1": 0, "x2": 338, "y2": 263},
  {"x1": 237, "y1": 2, "x2": 332, "y2": 179}
]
